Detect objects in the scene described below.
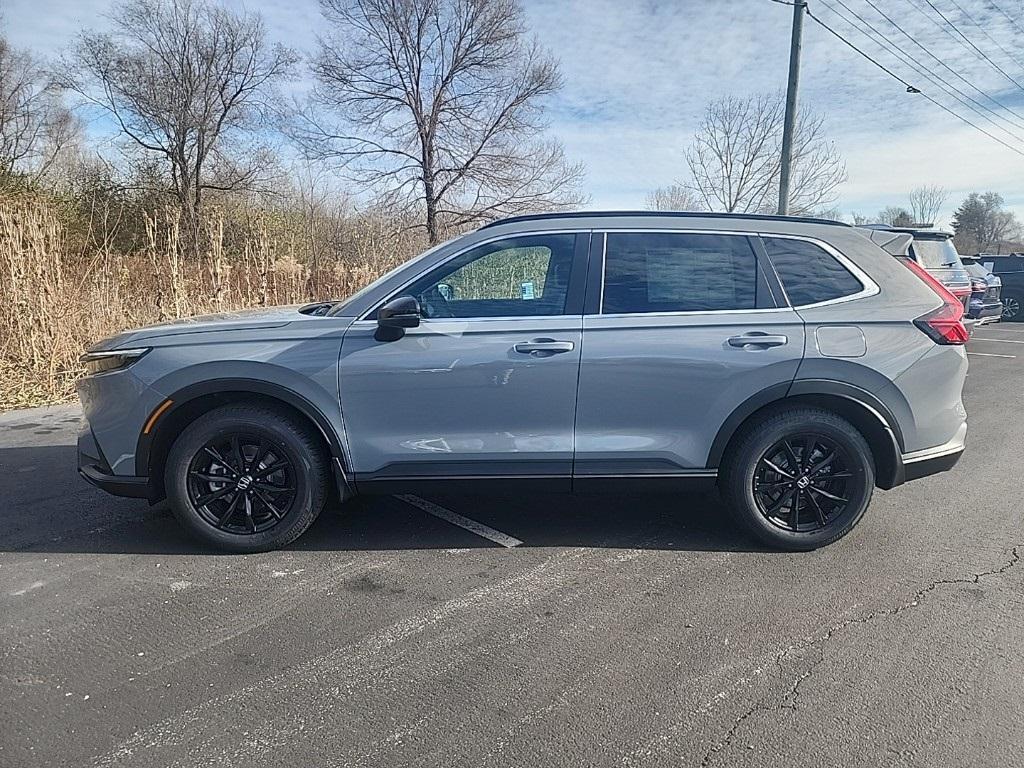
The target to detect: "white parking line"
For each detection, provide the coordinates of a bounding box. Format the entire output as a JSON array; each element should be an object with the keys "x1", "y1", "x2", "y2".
[
  {"x1": 968, "y1": 351, "x2": 1017, "y2": 358},
  {"x1": 970, "y1": 337, "x2": 1024, "y2": 344},
  {"x1": 397, "y1": 494, "x2": 523, "y2": 548}
]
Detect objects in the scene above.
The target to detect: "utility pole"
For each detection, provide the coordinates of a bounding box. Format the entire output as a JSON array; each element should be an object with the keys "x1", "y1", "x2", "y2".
[{"x1": 778, "y1": 0, "x2": 806, "y2": 216}]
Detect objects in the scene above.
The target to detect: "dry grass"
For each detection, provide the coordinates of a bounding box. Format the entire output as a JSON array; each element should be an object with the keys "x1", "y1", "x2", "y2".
[{"x1": 0, "y1": 197, "x2": 419, "y2": 410}]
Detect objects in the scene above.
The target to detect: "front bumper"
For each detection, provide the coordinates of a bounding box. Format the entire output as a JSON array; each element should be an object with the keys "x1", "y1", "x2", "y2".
[{"x1": 78, "y1": 426, "x2": 152, "y2": 499}]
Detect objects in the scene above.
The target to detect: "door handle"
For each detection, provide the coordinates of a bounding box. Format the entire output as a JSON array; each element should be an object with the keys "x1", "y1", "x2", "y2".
[
  {"x1": 514, "y1": 338, "x2": 575, "y2": 355},
  {"x1": 727, "y1": 334, "x2": 788, "y2": 348}
]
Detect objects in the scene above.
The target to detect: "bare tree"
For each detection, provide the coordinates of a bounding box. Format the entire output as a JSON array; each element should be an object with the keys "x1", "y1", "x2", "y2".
[
  {"x1": 300, "y1": 0, "x2": 585, "y2": 244},
  {"x1": 61, "y1": 0, "x2": 297, "y2": 250},
  {"x1": 0, "y1": 36, "x2": 75, "y2": 183},
  {"x1": 645, "y1": 183, "x2": 705, "y2": 211},
  {"x1": 684, "y1": 93, "x2": 846, "y2": 215},
  {"x1": 907, "y1": 185, "x2": 947, "y2": 226},
  {"x1": 877, "y1": 206, "x2": 914, "y2": 227}
]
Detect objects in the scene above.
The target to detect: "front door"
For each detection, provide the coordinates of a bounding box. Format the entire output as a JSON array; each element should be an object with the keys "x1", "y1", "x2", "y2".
[
  {"x1": 339, "y1": 232, "x2": 588, "y2": 490},
  {"x1": 574, "y1": 230, "x2": 805, "y2": 477}
]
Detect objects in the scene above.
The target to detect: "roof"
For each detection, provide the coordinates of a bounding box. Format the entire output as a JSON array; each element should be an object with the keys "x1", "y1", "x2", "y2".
[{"x1": 477, "y1": 210, "x2": 851, "y2": 230}]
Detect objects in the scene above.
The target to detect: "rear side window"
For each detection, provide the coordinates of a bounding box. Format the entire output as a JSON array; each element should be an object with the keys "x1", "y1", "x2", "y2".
[
  {"x1": 986, "y1": 257, "x2": 1024, "y2": 274},
  {"x1": 601, "y1": 232, "x2": 758, "y2": 314},
  {"x1": 763, "y1": 237, "x2": 863, "y2": 306}
]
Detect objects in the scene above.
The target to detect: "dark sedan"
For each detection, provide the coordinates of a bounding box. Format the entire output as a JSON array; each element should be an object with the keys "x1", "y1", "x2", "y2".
[{"x1": 961, "y1": 256, "x2": 1002, "y2": 326}]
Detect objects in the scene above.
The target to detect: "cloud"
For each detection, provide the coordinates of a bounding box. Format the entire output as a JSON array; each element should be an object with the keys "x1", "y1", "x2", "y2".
[{"x1": 3, "y1": 0, "x2": 1022, "y2": 224}]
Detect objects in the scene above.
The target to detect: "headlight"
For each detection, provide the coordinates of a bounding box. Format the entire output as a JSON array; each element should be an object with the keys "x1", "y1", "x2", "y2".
[{"x1": 80, "y1": 348, "x2": 150, "y2": 375}]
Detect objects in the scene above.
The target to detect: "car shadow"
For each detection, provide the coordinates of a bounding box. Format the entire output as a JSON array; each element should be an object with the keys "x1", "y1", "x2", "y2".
[{"x1": 0, "y1": 444, "x2": 771, "y2": 555}]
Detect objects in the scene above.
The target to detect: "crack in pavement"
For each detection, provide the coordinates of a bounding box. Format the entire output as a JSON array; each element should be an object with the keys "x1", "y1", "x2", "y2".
[{"x1": 700, "y1": 545, "x2": 1021, "y2": 767}]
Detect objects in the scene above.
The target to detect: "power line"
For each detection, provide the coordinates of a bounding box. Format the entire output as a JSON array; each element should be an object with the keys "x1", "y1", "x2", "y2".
[
  {"x1": 919, "y1": 0, "x2": 1024, "y2": 94},
  {"x1": 803, "y1": 5, "x2": 1024, "y2": 158},
  {"x1": 860, "y1": 0, "x2": 1024, "y2": 126},
  {"x1": 947, "y1": 0, "x2": 1024, "y2": 72},
  {"x1": 821, "y1": 0, "x2": 1024, "y2": 141},
  {"x1": 902, "y1": 0, "x2": 1023, "y2": 72},
  {"x1": 987, "y1": 1, "x2": 1024, "y2": 37}
]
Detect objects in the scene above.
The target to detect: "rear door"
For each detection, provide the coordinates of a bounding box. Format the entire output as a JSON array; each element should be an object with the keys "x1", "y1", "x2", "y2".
[{"x1": 574, "y1": 230, "x2": 805, "y2": 477}]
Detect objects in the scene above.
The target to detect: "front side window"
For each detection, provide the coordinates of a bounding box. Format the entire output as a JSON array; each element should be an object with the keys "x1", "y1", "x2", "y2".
[
  {"x1": 763, "y1": 237, "x2": 863, "y2": 306},
  {"x1": 601, "y1": 232, "x2": 758, "y2": 314},
  {"x1": 403, "y1": 234, "x2": 576, "y2": 318}
]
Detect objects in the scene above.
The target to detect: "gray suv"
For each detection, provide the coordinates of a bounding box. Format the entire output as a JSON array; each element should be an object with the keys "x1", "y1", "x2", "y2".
[{"x1": 78, "y1": 212, "x2": 969, "y2": 552}]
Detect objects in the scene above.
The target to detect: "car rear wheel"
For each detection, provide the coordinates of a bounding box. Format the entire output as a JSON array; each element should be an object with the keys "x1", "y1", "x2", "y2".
[
  {"x1": 721, "y1": 407, "x2": 874, "y2": 551},
  {"x1": 1002, "y1": 294, "x2": 1022, "y2": 321},
  {"x1": 165, "y1": 404, "x2": 329, "y2": 553}
]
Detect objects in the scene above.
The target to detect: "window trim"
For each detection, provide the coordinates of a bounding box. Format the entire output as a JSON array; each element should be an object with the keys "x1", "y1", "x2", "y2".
[
  {"x1": 354, "y1": 229, "x2": 587, "y2": 323},
  {"x1": 758, "y1": 233, "x2": 879, "y2": 309},
  {"x1": 593, "y1": 228, "x2": 780, "y2": 317}
]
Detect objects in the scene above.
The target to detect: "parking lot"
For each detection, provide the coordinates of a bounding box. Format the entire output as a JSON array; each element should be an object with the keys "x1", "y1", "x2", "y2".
[{"x1": 1, "y1": 326, "x2": 1022, "y2": 768}]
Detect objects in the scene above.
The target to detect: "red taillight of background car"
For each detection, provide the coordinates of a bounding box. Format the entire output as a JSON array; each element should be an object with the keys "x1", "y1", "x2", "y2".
[
  {"x1": 898, "y1": 257, "x2": 969, "y2": 345},
  {"x1": 970, "y1": 278, "x2": 988, "y2": 293}
]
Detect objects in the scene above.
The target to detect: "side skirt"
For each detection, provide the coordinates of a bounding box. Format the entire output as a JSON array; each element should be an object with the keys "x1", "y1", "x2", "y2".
[{"x1": 354, "y1": 472, "x2": 719, "y2": 496}]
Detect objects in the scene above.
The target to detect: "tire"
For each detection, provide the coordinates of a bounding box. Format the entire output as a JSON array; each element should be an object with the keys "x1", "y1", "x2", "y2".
[
  {"x1": 164, "y1": 404, "x2": 330, "y2": 553},
  {"x1": 720, "y1": 407, "x2": 875, "y2": 551},
  {"x1": 1001, "y1": 293, "x2": 1022, "y2": 322}
]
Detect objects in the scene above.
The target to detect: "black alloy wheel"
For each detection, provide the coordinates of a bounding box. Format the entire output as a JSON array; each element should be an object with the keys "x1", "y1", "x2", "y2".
[
  {"x1": 752, "y1": 434, "x2": 853, "y2": 533},
  {"x1": 186, "y1": 433, "x2": 297, "y2": 535},
  {"x1": 720, "y1": 406, "x2": 874, "y2": 551},
  {"x1": 165, "y1": 404, "x2": 330, "y2": 552}
]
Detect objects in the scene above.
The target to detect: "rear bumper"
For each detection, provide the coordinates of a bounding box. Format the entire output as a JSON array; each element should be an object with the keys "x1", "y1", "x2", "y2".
[
  {"x1": 895, "y1": 421, "x2": 967, "y2": 485},
  {"x1": 78, "y1": 426, "x2": 152, "y2": 500},
  {"x1": 968, "y1": 299, "x2": 1003, "y2": 323},
  {"x1": 902, "y1": 448, "x2": 963, "y2": 482}
]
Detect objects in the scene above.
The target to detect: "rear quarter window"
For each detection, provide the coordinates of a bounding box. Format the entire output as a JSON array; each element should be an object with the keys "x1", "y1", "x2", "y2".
[{"x1": 762, "y1": 237, "x2": 863, "y2": 306}]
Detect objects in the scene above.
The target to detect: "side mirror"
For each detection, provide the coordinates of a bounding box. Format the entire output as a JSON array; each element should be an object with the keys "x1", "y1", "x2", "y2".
[{"x1": 375, "y1": 295, "x2": 420, "y2": 341}]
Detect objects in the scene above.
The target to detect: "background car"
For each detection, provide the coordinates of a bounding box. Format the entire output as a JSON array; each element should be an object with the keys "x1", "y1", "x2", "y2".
[
  {"x1": 977, "y1": 253, "x2": 1024, "y2": 322},
  {"x1": 864, "y1": 225, "x2": 973, "y2": 313},
  {"x1": 960, "y1": 256, "x2": 1002, "y2": 325}
]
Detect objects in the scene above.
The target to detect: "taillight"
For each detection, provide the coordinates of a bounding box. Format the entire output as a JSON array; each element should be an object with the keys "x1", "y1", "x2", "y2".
[
  {"x1": 970, "y1": 278, "x2": 987, "y2": 293},
  {"x1": 898, "y1": 257, "x2": 969, "y2": 345}
]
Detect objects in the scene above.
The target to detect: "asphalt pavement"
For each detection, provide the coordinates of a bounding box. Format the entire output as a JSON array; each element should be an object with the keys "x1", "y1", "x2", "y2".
[{"x1": 1, "y1": 327, "x2": 1022, "y2": 767}]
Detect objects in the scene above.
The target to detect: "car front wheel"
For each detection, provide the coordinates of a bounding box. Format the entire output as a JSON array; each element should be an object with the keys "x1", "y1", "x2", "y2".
[
  {"x1": 721, "y1": 407, "x2": 874, "y2": 551},
  {"x1": 165, "y1": 404, "x2": 329, "y2": 553}
]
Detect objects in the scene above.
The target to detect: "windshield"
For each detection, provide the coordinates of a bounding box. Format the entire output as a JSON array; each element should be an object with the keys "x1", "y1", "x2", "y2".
[
  {"x1": 326, "y1": 236, "x2": 459, "y2": 316},
  {"x1": 911, "y1": 238, "x2": 963, "y2": 270},
  {"x1": 961, "y1": 260, "x2": 989, "y2": 279}
]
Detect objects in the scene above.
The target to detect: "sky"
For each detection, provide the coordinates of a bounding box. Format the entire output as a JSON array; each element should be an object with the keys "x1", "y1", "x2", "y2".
[{"x1": 3, "y1": 0, "x2": 1024, "y2": 225}]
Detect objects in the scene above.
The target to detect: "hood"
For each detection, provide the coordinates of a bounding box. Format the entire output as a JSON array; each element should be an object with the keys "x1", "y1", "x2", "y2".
[{"x1": 89, "y1": 305, "x2": 309, "y2": 351}]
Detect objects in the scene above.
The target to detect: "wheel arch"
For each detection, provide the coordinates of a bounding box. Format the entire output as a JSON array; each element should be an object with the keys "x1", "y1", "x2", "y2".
[
  {"x1": 709, "y1": 381, "x2": 905, "y2": 490},
  {"x1": 137, "y1": 379, "x2": 352, "y2": 502}
]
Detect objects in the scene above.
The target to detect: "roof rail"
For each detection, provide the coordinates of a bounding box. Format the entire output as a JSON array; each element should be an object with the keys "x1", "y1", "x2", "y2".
[{"x1": 477, "y1": 210, "x2": 851, "y2": 230}]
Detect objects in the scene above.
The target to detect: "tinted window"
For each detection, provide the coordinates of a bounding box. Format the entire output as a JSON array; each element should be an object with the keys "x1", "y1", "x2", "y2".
[
  {"x1": 404, "y1": 234, "x2": 576, "y2": 318},
  {"x1": 601, "y1": 233, "x2": 757, "y2": 314},
  {"x1": 910, "y1": 238, "x2": 962, "y2": 269},
  {"x1": 986, "y1": 257, "x2": 1024, "y2": 274},
  {"x1": 763, "y1": 238, "x2": 863, "y2": 306}
]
